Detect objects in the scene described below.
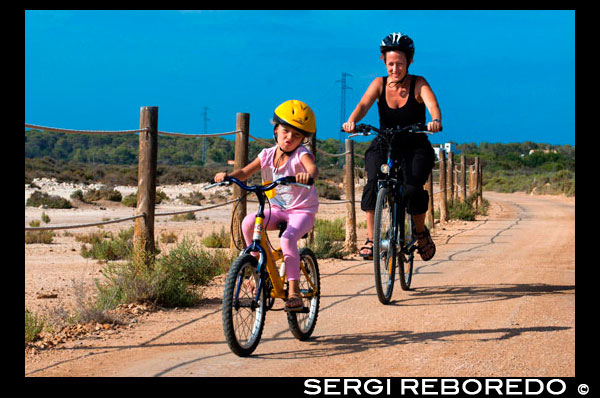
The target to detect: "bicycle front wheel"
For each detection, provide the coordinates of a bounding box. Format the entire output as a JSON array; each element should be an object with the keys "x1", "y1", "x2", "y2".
[
  {"x1": 373, "y1": 187, "x2": 396, "y2": 304},
  {"x1": 399, "y1": 216, "x2": 414, "y2": 290},
  {"x1": 287, "y1": 248, "x2": 320, "y2": 340},
  {"x1": 222, "y1": 254, "x2": 266, "y2": 357}
]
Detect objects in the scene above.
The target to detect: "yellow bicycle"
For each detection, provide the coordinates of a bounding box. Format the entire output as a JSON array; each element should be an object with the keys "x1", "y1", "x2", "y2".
[{"x1": 205, "y1": 176, "x2": 320, "y2": 357}]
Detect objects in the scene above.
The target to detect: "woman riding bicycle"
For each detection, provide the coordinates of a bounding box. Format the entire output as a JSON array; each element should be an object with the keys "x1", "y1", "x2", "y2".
[
  {"x1": 342, "y1": 32, "x2": 442, "y2": 262},
  {"x1": 214, "y1": 99, "x2": 319, "y2": 311}
]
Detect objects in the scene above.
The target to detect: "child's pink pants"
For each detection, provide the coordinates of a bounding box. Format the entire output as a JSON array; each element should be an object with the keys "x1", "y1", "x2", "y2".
[{"x1": 241, "y1": 207, "x2": 315, "y2": 281}]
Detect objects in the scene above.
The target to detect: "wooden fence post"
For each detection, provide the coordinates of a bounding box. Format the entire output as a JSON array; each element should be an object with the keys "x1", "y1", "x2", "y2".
[
  {"x1": 344, "y1": 139, "x2": 357, "y2": 253},
  {"x1": 439, "y1": 150, "x2": 448, "y2": 223},
  {"x1": 134, "y1": 106, "x2": 158, "y2": 265},
  {"x1": 230, "y1": 113, "x2": 249, "y2": 250},
  {"x1": 447, "y1": 151, "x2": 454, "y2": 207},
  {"x1": 305, "y1": 134, "x2": 317, "y2": 246},
  {"x1": 460, "y1": 154, "x2": 467, "y2": 202},
  {"x1": 477, "y1": 159, "x2": 483, "y2": 209},
  {"x1": 425, "y1": 171, "x2": 434, "y2": 229},
  {"x1": 473, "y1": 157, "x2": 480, "y2": 211}
]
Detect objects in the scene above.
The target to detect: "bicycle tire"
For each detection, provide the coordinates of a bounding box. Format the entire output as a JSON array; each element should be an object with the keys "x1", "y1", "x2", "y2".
[
  {"x1": 222, "y1": 254, "x2": 266, "y2": 357},
  {"x1": 287, "y1": 248, "x2": 320, "y2": 340},
  {"x1": 373, "y1": 187, "x2": 396, "y2": 304},
  {"x1": 399, "y1": 216, "x2": 414, "y2": 290}
]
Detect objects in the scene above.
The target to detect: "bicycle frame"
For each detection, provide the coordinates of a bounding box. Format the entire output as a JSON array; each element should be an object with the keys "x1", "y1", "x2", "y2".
[
  {"x1": 210, "y1": 176, "x2": 318, "y2": 306},
  {"x1": 376, "y1": 132, "x2": 418, "y2": 257},
  {"x1": 243, "y1": 189, "x2": 287, "y2": 302}
]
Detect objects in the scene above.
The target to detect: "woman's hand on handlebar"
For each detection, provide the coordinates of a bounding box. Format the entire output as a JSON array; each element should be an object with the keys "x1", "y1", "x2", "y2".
[
  {"x1": 427, "y1": 119, "x2": 442, "y2": 133},
  {"x1": 214, "y1": 172, "x2": 228, "y2": 183}
]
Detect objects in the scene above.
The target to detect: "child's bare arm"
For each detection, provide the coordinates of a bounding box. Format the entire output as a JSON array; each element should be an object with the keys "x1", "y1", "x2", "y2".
[
  {"x1": 214, "y1": 157, "x2": 261, "y2": 182},
  {"x1": 297, "y1": 153, "x2": 318, "y2": 184}
]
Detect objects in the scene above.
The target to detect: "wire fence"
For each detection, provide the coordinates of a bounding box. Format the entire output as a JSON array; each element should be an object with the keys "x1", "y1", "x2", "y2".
[
  {"x1": 25, "y1": 119, "x2": 360, "y2": 232},
  {"x1": 25, "y1": 111, "x2": 483, "y2": 248}
]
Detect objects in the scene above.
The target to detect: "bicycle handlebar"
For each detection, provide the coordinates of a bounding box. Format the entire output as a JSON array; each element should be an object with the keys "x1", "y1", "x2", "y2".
[
  {"x1": 342, "y1": 122, "x2": 441, "y2": 138},
  {"x1": 204, "y1": 175, "x2": 314, "y2": 192}
]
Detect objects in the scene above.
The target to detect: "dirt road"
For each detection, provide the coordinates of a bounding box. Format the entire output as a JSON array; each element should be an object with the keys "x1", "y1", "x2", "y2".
[{"x1": 25, "y1": 191, "x2": 575, "y2": 377}]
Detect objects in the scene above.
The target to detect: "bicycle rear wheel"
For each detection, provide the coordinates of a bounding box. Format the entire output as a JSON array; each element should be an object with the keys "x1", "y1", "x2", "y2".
[
  {"x1": 373, "y1": 187, "x2": 396, "y2": 304},
  {"x1": 222, "y1": 254, "x2": 266, "y2": 357},
  {"x1": 287, "y1": 248, "x2": 320, "y2": 340}
]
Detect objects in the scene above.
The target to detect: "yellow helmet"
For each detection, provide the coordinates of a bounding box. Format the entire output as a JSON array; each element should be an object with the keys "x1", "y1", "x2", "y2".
[{"x1": 272, "y1": 100, "x2": 316, "y2": 135}]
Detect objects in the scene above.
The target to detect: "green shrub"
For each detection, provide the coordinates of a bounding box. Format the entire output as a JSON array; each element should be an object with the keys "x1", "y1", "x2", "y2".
[
  {"x1": 314, "y1": 218, "x2": 345, "y2": 241},
  {"x1": 25, "y1": 230, "x2": 54, "y2": 244},
  {"x1": 83, "y1": 187, "x2": 123, "y2": 202},
  {"x1": 41, "y1": 212, "x2": 50, "y2": 223},
  {"x1": 25, "y1": 219, "x2": 54, "y2": 244},
  {"x1": 80, "y1": 227, "x2": 134, "y2": 261},
  {"x1": 448, "y1": 201, "x2": 476, "y2": 221},
  {"x1": 120, "y1": 190, "x2": 168, "y2": 207},
  {"x1": 316, "y1": 181, "x2": 341, "y2": 200},
  {"x1": 177, "y1": 191, "x2": 205, "y2": 205},
  {"x1": 309, "y1": 233, "x2": 347, "y2": 259},
  {"x1": 25, "y1": 310, "x2": 45, "y2": 343},
  {"x1": 201, "y1": 226, "x2": 230, "y2": 248},
  {"x1": 170, "y1": 212, "x2": 197, "y2": 222},
  {"x1": 26, "y1": 191, "x2": 72, "y2": 209},
  {"x1": 121, "y1": 193, "x2": 137, "y2": 207},
  {"x1": 94, "y1": 237, "x2": 232, "y2": 308},
  {"x1": 309, "y1": 218, "x2": 347, "y2": 259}
]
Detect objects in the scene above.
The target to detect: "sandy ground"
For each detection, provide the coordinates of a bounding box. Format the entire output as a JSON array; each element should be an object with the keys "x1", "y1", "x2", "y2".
[{"x1": 25, "y1": 179, "x2": 575, "y2": 378}]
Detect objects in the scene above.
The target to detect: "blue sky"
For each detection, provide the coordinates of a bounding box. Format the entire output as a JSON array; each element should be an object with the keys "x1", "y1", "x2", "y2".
[{"x1": 25, "y1": 10, "x2": 575, "y2": 146}]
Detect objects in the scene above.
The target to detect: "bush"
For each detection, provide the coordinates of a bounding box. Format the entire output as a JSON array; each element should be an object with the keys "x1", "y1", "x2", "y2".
[
  {"x1": 80, "y1": 227, "x2": 134, "y2": 261},
  {"x1": 201, "y1": 226, "x2": 231, "y2": 248},
  {"x1": 25, "y1": 230, "x2": 54, "y2": 244},
  {"x1": 94, "y1": 237, "x2": 232, "y2": 308},
  {"x1": 170, "y1": 212, "x2": 196, "y2": 222},
  {"x1": 120, "y1": 190, "x2": 168, "y2": 207},
  {"x1": 83, "y1": 187, "x2": 123, "y2": 202},
  {"x1": 177, "y1": 191, "x2": 205, "y2": 205},
  {"x1": 314, "y1": 218, "x2": 345, "y2": 241},
  {"x1": 309, "y1": 218, "x2": 347, "y2": 259},
  {"x1": 121, "y1": 193, "x2": 137, "y2": 207},
  {"x1": 310, "y1": 233, "x2": 347, "y2": 259},
  {"x1": 26, "y1": 191, "x2": 72, "y2": 208},
  {"x1": 448, "y1": 201, "x2": 476, "y2": 221},
  {"x1": 316, "y1": 181, "x2": 341, "y2": 200},
  {"x1": 25, "y1": 309, "x2": 45, "y2": 343}
]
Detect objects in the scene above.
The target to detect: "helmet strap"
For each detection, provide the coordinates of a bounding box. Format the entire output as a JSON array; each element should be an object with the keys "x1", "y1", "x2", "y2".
[
  {"x1": 273, "y1": 132, "x2": 299, "y2": 156},
  {"x1": 278, "y1": 145, "x2": 297, "y2": 156}
]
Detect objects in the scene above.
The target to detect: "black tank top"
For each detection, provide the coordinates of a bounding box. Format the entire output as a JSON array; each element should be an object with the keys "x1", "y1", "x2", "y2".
[{"x1": 376, "y1": 75, "x2": 428, "y2": 148}]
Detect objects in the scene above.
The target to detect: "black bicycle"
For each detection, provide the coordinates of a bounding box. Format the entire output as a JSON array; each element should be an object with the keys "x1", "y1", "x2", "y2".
[{"x1": 347, "y1": 122, "x2": 437, "y2": 304}]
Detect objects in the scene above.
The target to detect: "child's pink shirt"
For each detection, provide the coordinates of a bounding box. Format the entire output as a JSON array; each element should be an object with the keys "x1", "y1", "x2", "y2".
[{"x1": 258, "y1": 145, "x2": 319, "y2": 214}]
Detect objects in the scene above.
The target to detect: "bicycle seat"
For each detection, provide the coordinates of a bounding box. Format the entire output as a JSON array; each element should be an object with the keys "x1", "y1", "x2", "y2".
[{"x1": 276, "y1": 221, "x2": 309, "y2": 239}]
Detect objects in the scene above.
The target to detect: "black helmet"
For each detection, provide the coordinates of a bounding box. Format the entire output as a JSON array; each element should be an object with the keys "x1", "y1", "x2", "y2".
[{"x1": 380, "y1": 32, "x2": 415, "y2": 61}]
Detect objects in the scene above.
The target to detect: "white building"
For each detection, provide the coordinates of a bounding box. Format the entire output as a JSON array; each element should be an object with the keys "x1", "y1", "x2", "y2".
[{"x1": 433, "y1": 142, "x2": 461, "y2": 160}]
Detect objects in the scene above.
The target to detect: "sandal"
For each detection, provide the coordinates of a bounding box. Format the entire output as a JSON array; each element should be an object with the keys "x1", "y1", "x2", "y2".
[
  {"x1": 359, "y1": 239, "x2": 374, "y2": 260},
  {"x1": 285, "y1": 294, "x2": 304, "y2": 312},
  {"x1": 414, "y1": 226, "x2": 436, "y2": 261}
]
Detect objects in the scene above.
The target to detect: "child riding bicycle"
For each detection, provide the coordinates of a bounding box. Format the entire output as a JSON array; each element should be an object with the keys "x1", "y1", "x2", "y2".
[{"x1": 214, "y1": 99, "x2": 319, "y2": 311}]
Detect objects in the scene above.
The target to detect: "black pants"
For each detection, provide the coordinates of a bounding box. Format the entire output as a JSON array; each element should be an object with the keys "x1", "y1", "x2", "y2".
[{"x1": 361, "y1": 140, "x2": 435, "y2": 215}]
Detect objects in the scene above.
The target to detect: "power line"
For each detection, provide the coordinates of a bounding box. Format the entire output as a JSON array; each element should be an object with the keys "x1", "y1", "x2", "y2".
[{"x1": 336, "y1": 72, "x2": 352, "y2": 167}]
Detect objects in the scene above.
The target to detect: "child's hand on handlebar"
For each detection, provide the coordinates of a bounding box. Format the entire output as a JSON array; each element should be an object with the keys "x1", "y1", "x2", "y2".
[
  {"x1": 342, "y1": 121, "x2": 356, "y2": 133},
  {"x1": 214, "y1": 172, "x2": 228, "y2": 183},
  {"x1": 295, "y1": 172, "x2": 312, "y2": 185}
]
